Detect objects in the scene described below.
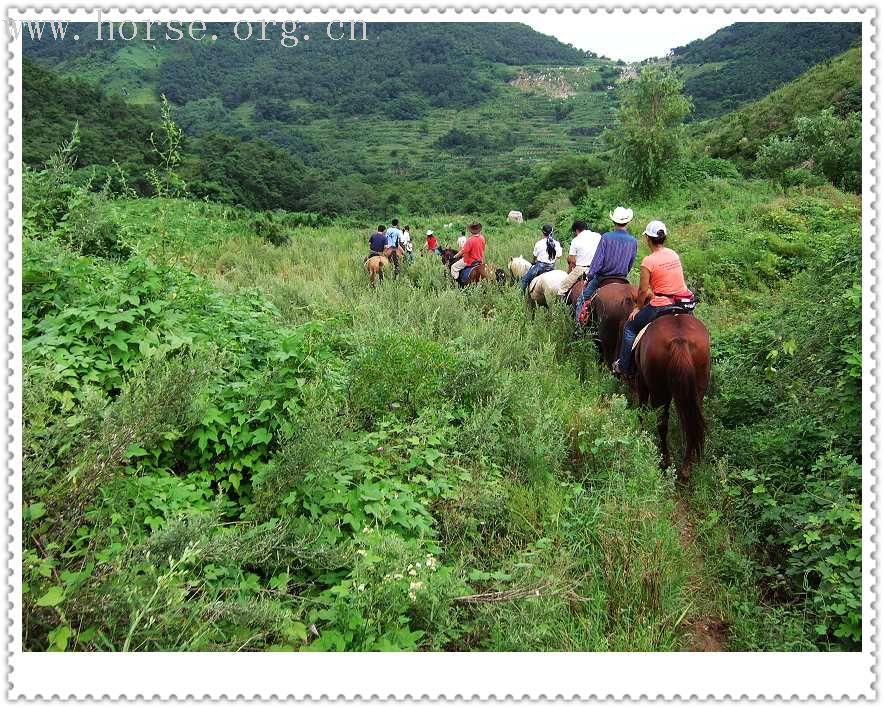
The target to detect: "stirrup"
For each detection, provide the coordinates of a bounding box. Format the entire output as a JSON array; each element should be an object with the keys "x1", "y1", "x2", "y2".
[{"x1": 612, "y1": 360, "x2": 623, "y2": 375}]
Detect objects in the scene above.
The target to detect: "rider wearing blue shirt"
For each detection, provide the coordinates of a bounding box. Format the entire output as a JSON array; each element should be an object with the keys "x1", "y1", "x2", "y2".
[
  {"x1": 385, "y1": 219, "x2": 403, "y2": 249},
  {"x1": 384, "y1": 218, "x2": 404, "y2": 275}
]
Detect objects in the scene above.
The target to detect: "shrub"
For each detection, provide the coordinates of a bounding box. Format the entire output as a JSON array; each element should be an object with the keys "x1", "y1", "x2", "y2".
[
  {"x1": 250, "y1": 213, "x2": 290, "y2": 247},
  {"x1": 59, "y1": 192, "x2": 132, "y2": 259},
  {"x1": 756, "y1": 206, "x2": 805, "y2": 233},
  {"x1": 670, "y1": 156, "x2": 742, "y2": 185},
  {"x1": 754, "y1": 109, "x2": 861, "y2": 193}
]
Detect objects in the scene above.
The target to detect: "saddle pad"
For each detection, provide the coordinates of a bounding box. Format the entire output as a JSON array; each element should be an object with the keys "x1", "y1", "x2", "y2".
[
  {"x1": 631, "y1": 311, "x2": 690, "y2": 351},
  {"x1": 631, "y1": 322, "x2": 654, "y2": 351},
  {"x1": 458, "y1": 265, "x2": 477, "y2": 284}
]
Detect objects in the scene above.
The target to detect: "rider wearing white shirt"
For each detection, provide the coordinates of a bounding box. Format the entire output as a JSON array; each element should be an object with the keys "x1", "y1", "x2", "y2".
[
  {"x1": 533, "y1": 236, "x2": 563, "y2": 264},
  {"x1": 520, "y1": 224, "x2": 562, "y2": 291},
  {"x1": 558, "y1": 220, "x2": 602, "y2": 297},
  {"x1": 400, "y1": 226, "x2": 414, "y2": 263}
]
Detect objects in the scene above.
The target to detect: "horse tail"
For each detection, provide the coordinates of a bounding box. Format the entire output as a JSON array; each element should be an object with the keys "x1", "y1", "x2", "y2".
[{"x1": 667, "y1": 337, "x2": 705, "y2": 464}]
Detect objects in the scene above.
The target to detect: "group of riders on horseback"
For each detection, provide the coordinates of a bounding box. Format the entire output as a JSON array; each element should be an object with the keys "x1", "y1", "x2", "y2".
[
  {"x1": 516, "y1": 207, "x2": 698, "y2": 379},
  {"x1": 364, "y1": 207, "x2": 711, "y2": 480},
  {"x1": 512, "y1": 207, "x2": 710, "y2": 480}
]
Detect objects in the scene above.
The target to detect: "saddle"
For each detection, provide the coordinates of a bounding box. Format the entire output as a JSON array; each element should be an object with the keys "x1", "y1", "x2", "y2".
[
  {"x1": 631, "y1": 308, "x2": 695, "y2": 351},
  {"x1": 458, "y1": 263, "x2": 481, "y2": 285},
  {"x1": 598, "y1": 275, "x2": 630, "y2": 287}
]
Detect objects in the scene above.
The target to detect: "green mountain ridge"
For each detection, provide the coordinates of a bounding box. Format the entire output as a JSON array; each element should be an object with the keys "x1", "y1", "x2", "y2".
[
  {"x1": 23, "y1": 21, "x2": 862, "y2": 214},
  {"x1": 24, "y1": 23, "x2": 625, "y2": 213},
  {"x1": 670, "y1": 22, "x2": 860, "y2": 119},
  {"x1": 697, "y1": 45, "x2": 861, "y2": 167}
]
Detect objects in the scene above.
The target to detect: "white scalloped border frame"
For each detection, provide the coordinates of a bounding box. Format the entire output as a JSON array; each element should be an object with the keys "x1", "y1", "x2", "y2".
[{"x1": 2, "y1": 3, "x2": 878, "y2": 701}]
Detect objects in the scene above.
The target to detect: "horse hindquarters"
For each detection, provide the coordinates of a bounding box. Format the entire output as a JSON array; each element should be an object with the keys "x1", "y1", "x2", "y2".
[
  {"x1": 593, "y1": 284, "x2": 636, "y2": 367},
  {"x1": 667, "y1": 337, "x2": 706, "y2": 478}
]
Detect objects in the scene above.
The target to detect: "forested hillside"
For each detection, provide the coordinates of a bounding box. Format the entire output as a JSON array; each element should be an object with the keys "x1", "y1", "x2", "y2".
[
  {"x1": 671, "y1": 22, "x2": 861, "y2": 119},
  {"x1": 698, "y1": 46, "x2": 862, "y2": 167},
  {"x1": 22, "y1": 59, "x2": 156, "y2": 187},
  {"x1": 25, "y1": 23, "x2": 623, "y2": 214}
]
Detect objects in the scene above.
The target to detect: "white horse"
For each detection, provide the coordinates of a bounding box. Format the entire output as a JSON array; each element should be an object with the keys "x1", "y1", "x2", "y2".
[
  {"x1": 509, "y1": 255, "x2": 531, "y2": 281},
  {"x1": 527, "y1": 269, "x2": 568, "y2": 314}
]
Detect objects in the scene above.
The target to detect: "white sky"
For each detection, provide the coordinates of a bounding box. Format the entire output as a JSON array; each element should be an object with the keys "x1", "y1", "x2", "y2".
[{"x1": 525, "y1": 14, "x2": 733, "y2": 62}]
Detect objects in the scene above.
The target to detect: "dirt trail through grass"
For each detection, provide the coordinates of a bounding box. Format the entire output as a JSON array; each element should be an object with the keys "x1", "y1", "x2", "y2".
[{"x1": 674, "y1": 496, "x2": 728, "y2": 651}]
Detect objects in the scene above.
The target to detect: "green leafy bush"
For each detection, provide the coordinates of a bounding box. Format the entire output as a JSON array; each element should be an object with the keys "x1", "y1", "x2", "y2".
[
  {"x1": 703, "y1": 197, "x2": 861, "y2": 648},
  {"x1": 346, "y1": 334, "x2": 493, "y2": 426},
  {"x1": 670, "y1": 155, "x2": 742, "y2": 185},
  {"x1": 755, "y1": 109, "x2": 861, "y2": 193}
]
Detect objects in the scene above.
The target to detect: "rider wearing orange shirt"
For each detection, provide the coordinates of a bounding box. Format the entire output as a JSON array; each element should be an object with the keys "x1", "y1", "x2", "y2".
[{"x1": 613, "y1": 220, "x2": 695, "y2": 376}]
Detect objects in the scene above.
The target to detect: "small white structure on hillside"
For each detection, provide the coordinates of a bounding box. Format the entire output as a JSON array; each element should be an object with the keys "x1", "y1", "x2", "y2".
[{"x1": 507, "y1": 210, "x2": 524, "y2": 224}]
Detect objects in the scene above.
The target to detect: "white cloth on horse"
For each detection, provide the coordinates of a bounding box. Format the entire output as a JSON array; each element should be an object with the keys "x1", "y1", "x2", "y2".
[
  {"x1": 528, "y1": 270, "x2": 568, "y2": 307},
  {"x1": 533, "y1": 238, "x2": 562, "y2": 264}
]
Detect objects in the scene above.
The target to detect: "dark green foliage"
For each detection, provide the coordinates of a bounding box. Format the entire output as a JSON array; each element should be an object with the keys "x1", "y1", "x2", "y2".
[
  {"x1": 434, "y1": 128, "x2": 517, "y2": 155},
  {"x1": 541, "y1": 155, "x2": 608, "y2": 191},
  {"x1": 673, "y1": 23, "x2": 861, "y2": 119},
  {"x1": 22, "y1": 58, "x2": 157, "y2": 181},
  {"x1": 183, "y1": 133, "x2": 314, "y2": 211},
  {"x1": 701, "y1": 47, "x2": 862, "y2": 169},
  {"x1": 249, "y1": 214, "x2": 289, "y2": 247}
]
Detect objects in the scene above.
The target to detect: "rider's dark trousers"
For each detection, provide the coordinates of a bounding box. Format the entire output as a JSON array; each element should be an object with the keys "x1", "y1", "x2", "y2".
[{"x1": 617, "y1": 304, "x2": 669, "y2": 372}]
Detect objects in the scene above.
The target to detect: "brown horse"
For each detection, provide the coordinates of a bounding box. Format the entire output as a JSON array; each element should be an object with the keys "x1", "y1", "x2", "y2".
[
  {"x1": 565, "y1": 278, "x2": 584, "y2": 310},
  {"x1": 441, "y1": 250, "x2": 497, "y2": 287},
  {"x1": 568, "y1": 277, "x2": 637, "y2": 367},
  {"x1": 458, "y1": 262, "x2": 498, "y2": 286},
  {"x1": 587, "y1": 279, "x2": 638, "y2": 368},
  {"x1": 365, "y1": 255, "x2": 389, "y2": 287},
  {"x1": 632, "y1": 313, "x2": 711, "y2": 482}
]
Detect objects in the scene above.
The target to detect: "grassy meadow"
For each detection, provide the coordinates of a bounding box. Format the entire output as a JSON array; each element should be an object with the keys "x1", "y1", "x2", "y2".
[{"x1": 22, "y1": 161, "x2": 861, "y2": 651}]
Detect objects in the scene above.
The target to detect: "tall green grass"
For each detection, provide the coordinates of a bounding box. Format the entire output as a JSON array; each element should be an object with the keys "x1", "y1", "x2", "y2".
[{"x1": 23, "y1": 165, "x2": 861, "y2": 651}]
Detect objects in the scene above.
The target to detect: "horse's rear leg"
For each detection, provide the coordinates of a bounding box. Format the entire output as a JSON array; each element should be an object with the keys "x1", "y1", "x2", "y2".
[
  {"x1": 525, "y1": 289, "x2": 537, "y2": 319},
  {"x1": 651, "y1": 394, "x2": 671, "y2": 471}
]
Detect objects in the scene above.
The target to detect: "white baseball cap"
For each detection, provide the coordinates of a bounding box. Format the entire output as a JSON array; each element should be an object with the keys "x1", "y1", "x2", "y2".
[
  {"x1": 610, "y1": 206, "x2": 634, "y2": 225},
  {"x1": 426, "y1": 229, "x2": 434, "y2": 236},
  {"x1": 643, "y1": 220, "x2": 668, "y2": 238}
]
